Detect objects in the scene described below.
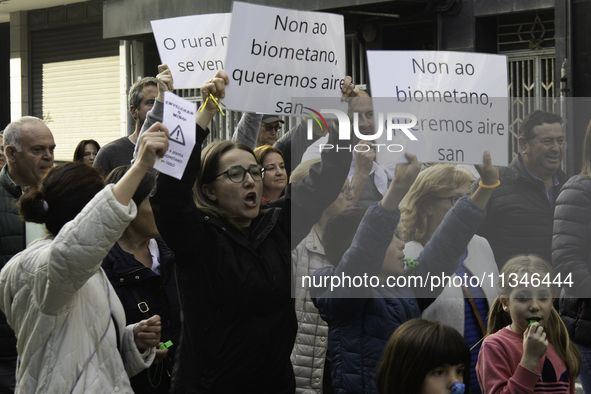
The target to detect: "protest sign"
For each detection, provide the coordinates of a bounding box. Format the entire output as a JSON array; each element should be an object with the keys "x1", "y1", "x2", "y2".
[
  {"x1": 154, "y1": 91, "x2": 196, "y2": 179},
  {"x1": 223, "y1": 1, "x2": 346, "y2": 115},
  {"x1": 151, "y1": 14, "x2": 231, "y2": 89},
  {"x1": 367, "y1": 51, "x2": 508, "y2": 166}
]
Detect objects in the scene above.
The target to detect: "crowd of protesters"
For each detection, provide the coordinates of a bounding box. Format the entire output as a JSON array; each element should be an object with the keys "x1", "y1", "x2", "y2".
[{"x1": 0, "y1": 59, "x2": 587, "y2": 394}]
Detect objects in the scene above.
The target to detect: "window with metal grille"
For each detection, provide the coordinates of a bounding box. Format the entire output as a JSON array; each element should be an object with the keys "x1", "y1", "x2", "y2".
[{"x1": 498, "y1": 10, "x2": 557, "y2": 161}]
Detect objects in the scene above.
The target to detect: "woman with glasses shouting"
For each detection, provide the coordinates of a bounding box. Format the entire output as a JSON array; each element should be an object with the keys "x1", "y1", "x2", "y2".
[
  {"x1": 398, "y1": 164, "x2": 499, "y2": 394},
  {"x1": 135, "y1": 68, "x2": 351, "y2": 394}
]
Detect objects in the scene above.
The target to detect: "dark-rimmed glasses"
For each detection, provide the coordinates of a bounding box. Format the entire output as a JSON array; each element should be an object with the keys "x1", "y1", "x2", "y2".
[
  {"x1": 435, "y1": 196, "x2": 461, "y2": 206},
  {"x1": 215, "y1": 164, "x2": 265, "y2": 183}
]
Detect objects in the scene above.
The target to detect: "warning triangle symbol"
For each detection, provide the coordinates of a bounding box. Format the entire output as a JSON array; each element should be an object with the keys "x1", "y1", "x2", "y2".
[{"x1": 169, "y1": 125, "x2": 186, "y2": 146}]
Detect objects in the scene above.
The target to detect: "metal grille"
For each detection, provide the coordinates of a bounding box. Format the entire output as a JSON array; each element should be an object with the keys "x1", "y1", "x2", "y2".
[
  {"x1": 506, "y1": 52, "x2": 557, "y2": 161},
  {"x1": 175, "y1": 34, "x2": 366, "y2": 144},
  {"x1": 498, "y1": 12, "x2": 555, "y2": 53},
  {"x1": 498, "y1": 10, "x2": 557, "y2": 161},
  {"x1": 346, "y1": 33, "x2": 367, "y2": 90}
]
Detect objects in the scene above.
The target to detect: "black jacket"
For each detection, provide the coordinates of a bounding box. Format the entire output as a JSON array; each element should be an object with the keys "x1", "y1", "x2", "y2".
[
  {"x1": 0, "y1": 165, "x2": 25, "y2": 268},
  {"x1": 553, "y1": 174, "x2": 591, "y2": 346},
  {"x1": 150, "y1": 124, "x2": 350, "y2": 394},
  {"x1": 0, "y1": 165, "x2": 22, "y2": 360},
  {"x1": 476, "y1": 154, "x2": 568, "y2": 268},
  {"x1": 102, "y1": 238, "x2": 181, "y2": 393}
]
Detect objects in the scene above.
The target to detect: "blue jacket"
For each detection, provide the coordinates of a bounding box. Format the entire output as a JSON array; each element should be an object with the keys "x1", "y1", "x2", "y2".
[{"x1": 311, "y1": 197, "x2": 486, "y2": 394}]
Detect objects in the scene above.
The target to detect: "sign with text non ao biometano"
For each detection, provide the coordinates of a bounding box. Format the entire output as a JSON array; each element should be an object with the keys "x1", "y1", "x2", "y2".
[
  {"x1": 367, "y1": 51, "x2": 509, "y2": 167},
  {"x1": 223, "y1": 1, "x2": 346, "y2": 115}
]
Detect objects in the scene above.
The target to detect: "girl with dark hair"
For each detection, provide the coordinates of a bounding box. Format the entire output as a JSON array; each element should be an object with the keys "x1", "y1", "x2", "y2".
[
  {"x1": 476, "y1": 255, "x2": 581, "y2": 393},
  {"x1": 101, "y1": 165, "x2": 180, "y2": 394},
  {"x1": 0, "y1": 123, "x2": 169, "y2": 393},
  {"x1": 73, "y1": 139, "x2": 101, "y2": 166},
  {"x1": 376, "y1": 319, "x2": 471, "y2": 394},
  {"x1": 137, "y1": 69, "x2": 351, "y2": 393},
  {"x1": 254, "y1": 144, "x2": 287, "y2": 203}
]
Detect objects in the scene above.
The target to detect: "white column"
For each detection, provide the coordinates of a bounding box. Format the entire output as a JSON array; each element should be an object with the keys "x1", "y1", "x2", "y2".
[{"x1": 9, "y1": 11, "x2": 28, "y2": 120}]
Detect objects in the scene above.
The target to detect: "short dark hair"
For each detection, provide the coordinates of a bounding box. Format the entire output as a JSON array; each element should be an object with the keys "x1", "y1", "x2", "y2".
[
  {"x1": 19, "y1": 162, "x2": 105, "y2": 235},
  {"x1": 105, "y1": 165, "x2": 157, "y2": 207},
  {"x1": 128, "y1": 77, "x2": 158, "y2": 122},
  {"x1": 519, "y1": 110, "x2": 563, "y2": 142},
  {"x1": 323, "y1": 207, "x2": 367, "y2": 267},
  {"x1": 73, "y1": 139, "x2": 101, "y2": 162},
  {"x1": 375, "y1": 319, "x2": 472, "y2": 394}
]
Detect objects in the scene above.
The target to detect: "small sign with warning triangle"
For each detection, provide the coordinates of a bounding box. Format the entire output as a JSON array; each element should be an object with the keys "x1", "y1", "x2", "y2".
[
  {"x1": 169, "y1": 125, "x2": 186, "y2": 146},
  {"x1": 156, "y1": 91, "x2": 197, "y2": 180}
]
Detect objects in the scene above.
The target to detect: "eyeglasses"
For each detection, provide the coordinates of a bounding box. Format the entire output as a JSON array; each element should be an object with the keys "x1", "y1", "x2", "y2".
[
  {"x1": 262, "y1": 124, "x2": 281, "y2": 132},
  {"x1": 341, "y1": 185, "x2": 355, "y2": 199},
  {"x1": 435, "y1": 196, "x2": 461, "y2": 206},
  {"x1": 215, "y1": 164, "x2": 265, "y2": 183}
]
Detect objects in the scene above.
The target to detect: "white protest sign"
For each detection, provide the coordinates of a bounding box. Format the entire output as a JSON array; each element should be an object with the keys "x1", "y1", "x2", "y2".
[
  {"x1": 224, "y1": 1, "x2": 346, "y2": 115},
  {"x1": 367, "y1": 51, "x2": 508, "y2": 166},
  {"x1": 155, "y1": 91, "x2": 197, "y2": 179},
  {"x1": 151, "y1": 14, "x2": 231, "y2": 89}
]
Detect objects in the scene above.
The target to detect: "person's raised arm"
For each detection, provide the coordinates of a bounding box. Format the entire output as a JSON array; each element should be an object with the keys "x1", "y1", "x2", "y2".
[
  {"x1": 350, "y1": 140, "x2": 376, "y2": 206},
  {"x1": 412, "y1": 151, "x2": 497, "y2": 303},
  {"x1": 196, "y1": 71, "x2": 229, "y2": 131},
  {"x1": 232, "y1": 112, "x2": 262, "y2": 149},
  {"x1": 340, "y1": 75, "x2": 369, "y2": 100},
  {"x1": 112, "y1": 122, "x2": 169, "y2": 206},
  {"x1": 156, "y1": 63, "x2": 174, "y2": 103},
  {"x1": 471, "y1": 150, "x2": 499, "y2": 209},
  {"x1": 381, "y1": 152, "x2": 421, "y2": 211},
  {"x1": 133, "y1": 64, "x2": 174, "y2": 162}
]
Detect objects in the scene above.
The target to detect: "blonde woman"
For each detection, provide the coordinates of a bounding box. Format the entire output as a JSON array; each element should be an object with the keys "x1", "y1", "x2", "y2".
[{"x1": 399, "y1": 164, "x2": 499, "y2": 394}]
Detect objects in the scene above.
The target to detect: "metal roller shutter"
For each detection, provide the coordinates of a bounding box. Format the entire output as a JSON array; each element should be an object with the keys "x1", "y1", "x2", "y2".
[{"x1": 31, "y1": 23, "x2": 120, "y2": 162}]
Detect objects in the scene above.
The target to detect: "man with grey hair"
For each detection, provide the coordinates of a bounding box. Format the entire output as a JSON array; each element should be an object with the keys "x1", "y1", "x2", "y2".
[
  {"x1": 0, "y1": 115, "x2": 55, "y2": 391},
  {"x1": 93, "y1": 76, "x2": 158, "y2": 176}
]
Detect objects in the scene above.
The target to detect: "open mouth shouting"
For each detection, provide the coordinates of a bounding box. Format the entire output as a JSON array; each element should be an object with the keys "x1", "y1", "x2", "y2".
[{"x1": 244, "y1": 192, "x2": 258, "y2": 208}]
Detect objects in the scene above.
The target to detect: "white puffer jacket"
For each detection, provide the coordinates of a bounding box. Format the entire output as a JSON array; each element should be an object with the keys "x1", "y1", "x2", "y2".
[
  {"x1": 292, "y1": 229, "x2": 331, "y2": 394},
  {"x1": 0, "y1": 185, "x2": 155, "y2": 394}
]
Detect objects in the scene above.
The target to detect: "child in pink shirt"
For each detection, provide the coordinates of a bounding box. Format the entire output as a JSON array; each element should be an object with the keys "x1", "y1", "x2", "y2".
[{"x1": 476, "y1": 255, "x2": 581, "y2": 393}]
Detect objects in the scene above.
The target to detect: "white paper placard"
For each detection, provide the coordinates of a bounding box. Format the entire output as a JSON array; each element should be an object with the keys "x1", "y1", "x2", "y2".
[
  {"x1": 223, "y1": 1, "x2": 346, "y2": 116},
  {"x1": 154, "y1": 91, "x2": 197, "y2": 179},
  {"x1": 367, "y1": 50, "x2": 509, "y2": 166},
  {"x1": 151, "y1": 14, "x2": 231, "y2": 89}
]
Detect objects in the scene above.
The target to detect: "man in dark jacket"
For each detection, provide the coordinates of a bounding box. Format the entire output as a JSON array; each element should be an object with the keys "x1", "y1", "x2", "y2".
[
  {"x1": 476, "y1": 110, "x2": 567, "y2": 269},
  {"x1": 0, "y1": 116, "x2": 55, "y2": 392}
]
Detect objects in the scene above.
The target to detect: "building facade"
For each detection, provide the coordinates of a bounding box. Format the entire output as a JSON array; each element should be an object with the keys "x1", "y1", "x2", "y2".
[{"x1": 1, "y1": 0, "x2": 588, "y2": 172}]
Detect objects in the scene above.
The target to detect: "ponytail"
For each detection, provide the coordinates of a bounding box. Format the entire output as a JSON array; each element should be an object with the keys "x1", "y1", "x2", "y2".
[
  {"x1": 547, "y1": 307, "x2": 581, "y2": 376},
  {"x1": 19, "y1": 189, "x2": 47, "y2": 225},
  {"x1": 486, "y1": 298, "x2": 512, "y2": 336},
  {"x1": 18, "y1": 162, "x2": 105, "y2": 235}
]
